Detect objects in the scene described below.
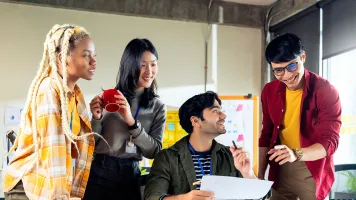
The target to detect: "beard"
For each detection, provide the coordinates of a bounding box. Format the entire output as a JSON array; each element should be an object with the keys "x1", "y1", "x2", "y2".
[
  {"x1": 217, "y1": 126, "x2": 227, "y2": 134},
  {"x1": 201, "y1": 120, "x2": 226, "y2": 136},
  {"x1": 216, "y1": 119, "x2": 226, "y2": 134}
]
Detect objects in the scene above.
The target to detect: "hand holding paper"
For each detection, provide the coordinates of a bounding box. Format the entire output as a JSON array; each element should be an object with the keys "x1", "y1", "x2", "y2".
[
  {"x1": 179, "y1": 190, "x2": 215, "y2": 200},
  {"x1": 200, "y1": 175, "x2": 273, "y2": 200}
]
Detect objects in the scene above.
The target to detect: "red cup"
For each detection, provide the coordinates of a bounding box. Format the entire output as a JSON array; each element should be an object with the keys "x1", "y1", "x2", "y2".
[{"x1": 102, "y1": 89, "x2": 120, "y2": 112}]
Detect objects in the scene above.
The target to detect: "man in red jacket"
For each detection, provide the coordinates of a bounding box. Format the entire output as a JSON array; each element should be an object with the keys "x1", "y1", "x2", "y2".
[{"x1": 258, "y1": 33, "x2": 341, "y2": 200}]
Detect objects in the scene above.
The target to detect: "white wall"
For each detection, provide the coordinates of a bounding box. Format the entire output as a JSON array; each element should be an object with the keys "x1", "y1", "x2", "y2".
[
  {"x1": 0, "y1": 2, "x2": 262, "y2": 196},
  {"x1": 217, "y1": 25, "x2": 262, "y2": 95}
]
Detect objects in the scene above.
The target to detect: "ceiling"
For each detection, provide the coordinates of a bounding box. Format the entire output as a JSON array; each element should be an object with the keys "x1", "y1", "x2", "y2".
[{"x1": 223, "y1": 0, "x2": 277, "y2": 6}]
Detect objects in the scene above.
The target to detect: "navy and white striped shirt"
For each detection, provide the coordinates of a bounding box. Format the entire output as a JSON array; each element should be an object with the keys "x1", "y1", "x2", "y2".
[{"x1": 190, "y1": 151, "x2": 212, "y2": 190}]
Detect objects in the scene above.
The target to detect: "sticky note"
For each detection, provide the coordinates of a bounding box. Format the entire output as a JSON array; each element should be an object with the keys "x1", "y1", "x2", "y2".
[
  {"x1": 167, "y1": 123, "x2": 175, "y2": 131},
  {"x1": 236, "y1": 104, "x2": 244, "y2": 111}
]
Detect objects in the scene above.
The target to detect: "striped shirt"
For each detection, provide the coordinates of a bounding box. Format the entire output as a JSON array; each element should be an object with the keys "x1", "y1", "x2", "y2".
[
  {"x1": 190, "y1": 151, "x2": 212, "y2": 190},
  {"x1": 3, "y1": 72, "x2": 95, "y2": 200}
]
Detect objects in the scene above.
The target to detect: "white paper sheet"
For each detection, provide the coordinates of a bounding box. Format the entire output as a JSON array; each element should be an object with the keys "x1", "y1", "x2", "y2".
[{"x1": 200, "y1": 175, "x2": 273, "y2": 200}]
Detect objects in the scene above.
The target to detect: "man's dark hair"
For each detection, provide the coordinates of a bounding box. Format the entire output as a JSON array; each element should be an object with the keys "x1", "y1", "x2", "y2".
[
  {"x1": 265, "y1": 33, "x2": 304, "y2": 64},
  {"x1": 179, "y1": 91, "x2": 221, "y2": 134}
]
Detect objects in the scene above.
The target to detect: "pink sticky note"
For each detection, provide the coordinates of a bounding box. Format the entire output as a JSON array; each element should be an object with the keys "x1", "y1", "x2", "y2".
[
  {"x1": 237, "y1": 134, "x2": 244, "y2": 142},
  {"x1": 236, "y1": 104, "x2": 243, "y2": 111}
]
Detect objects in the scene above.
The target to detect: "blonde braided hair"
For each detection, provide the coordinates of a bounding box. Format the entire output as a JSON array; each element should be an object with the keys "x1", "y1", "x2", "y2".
[{"x1": 8, "y1": 24, "x2": 109, "y2": 166}]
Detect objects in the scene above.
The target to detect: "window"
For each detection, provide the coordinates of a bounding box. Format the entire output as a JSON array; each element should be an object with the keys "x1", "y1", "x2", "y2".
[
  {"x1": 322, "y1": 49, "x2": 356, "y2": 165},
  {"x1": 323, "y1": 49, "x2": 356, "y2": 199}
]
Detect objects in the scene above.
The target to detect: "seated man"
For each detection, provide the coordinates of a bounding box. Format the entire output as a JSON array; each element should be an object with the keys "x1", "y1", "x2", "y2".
[{"x1": 144, "y1": 91, "x2": 264, "y2": 200}]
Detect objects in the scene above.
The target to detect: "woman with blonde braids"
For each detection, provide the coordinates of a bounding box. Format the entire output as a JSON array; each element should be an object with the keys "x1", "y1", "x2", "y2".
[{"x1": 3, "y1": 24, "x2": 99, "y2": 200}]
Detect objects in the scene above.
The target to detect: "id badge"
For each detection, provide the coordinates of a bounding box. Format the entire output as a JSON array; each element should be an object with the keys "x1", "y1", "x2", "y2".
[{"x1": 125, "y1": 135, "x2": 137, "y2": 154}]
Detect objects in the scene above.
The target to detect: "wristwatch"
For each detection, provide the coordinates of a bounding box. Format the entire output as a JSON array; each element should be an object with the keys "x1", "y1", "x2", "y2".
[
  {"x1": 292, "y1": 148, "x2": 303, "y2": 162},
  {"x1": 128, "y1": 120, "x2": 139, "y2": 130}
]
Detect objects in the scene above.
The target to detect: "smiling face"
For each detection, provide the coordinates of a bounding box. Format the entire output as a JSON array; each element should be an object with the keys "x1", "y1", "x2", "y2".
[
  {"x1": 271, "y1": 52, "x2": 306, "y2": 91},
  {"x1": 137, "y1": 51, "x2": 158, "y2": 90},
  {"x1": 198, "y1": 99, "x2": 227, "y2": 137}
]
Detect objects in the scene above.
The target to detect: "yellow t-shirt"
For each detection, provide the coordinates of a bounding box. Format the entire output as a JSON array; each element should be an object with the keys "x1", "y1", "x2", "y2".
[
  {"x1": 280, "y1": 88, "x2": 303, "y2": 149},
  {"x1": 68, "y1": 95, "x2": 81, "y2": 136}
]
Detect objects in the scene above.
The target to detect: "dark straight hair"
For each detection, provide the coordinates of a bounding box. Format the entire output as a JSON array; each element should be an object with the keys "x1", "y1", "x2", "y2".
[
  {"x1": 115, "y1": 38, "x2": 159, "y2": 108},
  {"x1": 265, "y1": 33, "x2": 304, "y2": 64},
  {"x1": 179, "y1": 91, "x2": 221, "y2": 134}
]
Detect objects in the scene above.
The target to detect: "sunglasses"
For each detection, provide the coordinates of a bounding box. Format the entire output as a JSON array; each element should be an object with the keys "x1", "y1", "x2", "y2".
[{"x1": 272, "y1": 62, "x2": 299, "y2": 76}]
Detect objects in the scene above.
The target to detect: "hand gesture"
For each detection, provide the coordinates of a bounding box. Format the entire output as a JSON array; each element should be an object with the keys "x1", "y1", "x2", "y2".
[
  {"x1": 230, "y1": 146, "x2": 252, "y2": 176},
  {"x1": 268, "y1": 145, "x2": 297, "y2": 165},
  {"x1": 89, "y1": 95, "x2": 103, "y2": 120}
]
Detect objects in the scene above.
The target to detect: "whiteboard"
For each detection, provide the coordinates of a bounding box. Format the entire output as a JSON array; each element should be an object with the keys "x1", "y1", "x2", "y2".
[
  {"x1": 215, "y1": 96, "x2": 259, "y2": 174},
  {"x1": 216, "y1": 100, "x2": 254, "y2": 157}
]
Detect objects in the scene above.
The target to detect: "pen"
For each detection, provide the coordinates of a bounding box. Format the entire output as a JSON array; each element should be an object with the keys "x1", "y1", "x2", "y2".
[
  {"x1": 193, "y1": 180, "x2": 202, "y2": 186},
  {"x1": 232, "y1": 140, "x2": 238, "y2": 149}
]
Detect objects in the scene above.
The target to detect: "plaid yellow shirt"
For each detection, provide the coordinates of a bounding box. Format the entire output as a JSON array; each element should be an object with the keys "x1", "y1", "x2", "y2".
[{"x1": 3, "y1": 74, "x2": 95, "y2": 200}]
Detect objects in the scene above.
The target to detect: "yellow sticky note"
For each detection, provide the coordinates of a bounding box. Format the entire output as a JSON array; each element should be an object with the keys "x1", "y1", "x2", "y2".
[
  {"x1": 341, "y1": 116, "x2": 347, "y2": 123},
  {"x1": 348, "y1": 127, "x2": 353, "y2": 134},
  {"x1": 169, "y1": 132, "x2": 175, "y2": 141},
  {"x1": 348, "y1": 116, "x2": 353, "y2": 123},
  {"x1": 163, "y1": 132, "x2": 168, "y2": 140},
  {"x1": 341, "y1": 127, "x2": 346, "y2": 134}
]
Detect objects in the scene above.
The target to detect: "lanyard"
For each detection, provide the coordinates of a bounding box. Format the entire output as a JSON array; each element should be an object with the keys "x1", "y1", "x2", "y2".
[
  {"x1": 70, "y1": 102, "x2": 75, "y2": 131},
  {"x1": 188, "y1": 142, "x2": 213, "y2": 176},
  {"x1": 134, "y1": 106, "x2": 141, "y2": 120},
  {"x1": 69, "y1": 100, "x2": 76, "y2": 173},
  {"x1": 127, "y1": 106, "x2": 141, "y2": 146}
]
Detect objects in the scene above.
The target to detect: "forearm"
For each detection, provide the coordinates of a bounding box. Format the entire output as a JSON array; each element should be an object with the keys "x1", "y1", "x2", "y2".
[
  {"x1": 131, "y1": 121, "x2": 164, "y2": 158},
  {"x1": 134, "y1": 104, "x2": 166, "y2": 158},
  {"x1": 91, "y1": 118, "x2": 103, "y2": 134},
  {"x1": 258, "y1": 147, "x2": 269, "y2": 178},
  {"x1": 241, "y1": 171, "x2": 257, "y2": 179},
  {"x1": 131, "y1": 127, "x2": 162, "y2": 158},
  {"x1": 162, "y1": 195, "x2": 183, "y2": 200},
  {"x1": 300, "y1": 143, "x2": 327, "y2": 161}
]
